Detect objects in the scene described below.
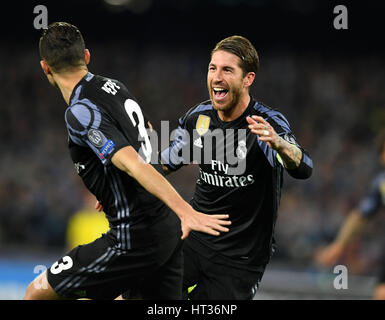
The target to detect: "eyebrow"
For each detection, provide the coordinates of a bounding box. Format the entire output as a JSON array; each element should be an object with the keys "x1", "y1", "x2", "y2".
[{"x1": 209, "y1": 62, "x2": 235, "y2": 71}]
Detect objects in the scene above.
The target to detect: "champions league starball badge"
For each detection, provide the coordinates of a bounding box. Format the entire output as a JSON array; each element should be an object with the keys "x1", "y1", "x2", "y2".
[{"x1": 87, "y1": 129, "x2": 106, "y2": 148}]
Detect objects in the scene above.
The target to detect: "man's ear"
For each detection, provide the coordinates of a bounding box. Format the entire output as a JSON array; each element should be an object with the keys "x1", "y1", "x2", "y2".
[
  {"x1": 243, "y1": 72, "x2": 256, "y2": 88},
  {"x1": 40, "y1": 60, "x2": 51, "y2": 75},
  {"x1": 84, "y1": 49, "x2": 90, "y2": 65}
]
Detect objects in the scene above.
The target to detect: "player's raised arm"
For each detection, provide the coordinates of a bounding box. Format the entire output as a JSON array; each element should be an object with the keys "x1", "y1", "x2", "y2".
[
  {"x1": 246, "y1": 115, "x2": 312, "y2": 179},
  {"x1": 111, "y1": 146, "x2": 231, "y2": 239}
]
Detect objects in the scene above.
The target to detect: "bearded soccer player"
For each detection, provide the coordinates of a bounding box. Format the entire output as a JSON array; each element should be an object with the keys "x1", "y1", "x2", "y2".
[
  {"x1": 160, "y1": 36, "x2": 313, "y2": 299},
  {"x1": 24, "y1": 22, "x2": 230, "y2": 300}
]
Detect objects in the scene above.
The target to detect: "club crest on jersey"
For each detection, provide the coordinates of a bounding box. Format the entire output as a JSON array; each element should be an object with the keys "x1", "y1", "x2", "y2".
[
  {"x1": 236, "y1": 140, "x2": 247, "y2": 160},
  {"x1": 87, "y1": 129, "x2": 106, "y2": 148},
  {"x1": 196, "y1": 115, "x2": 211, "y2": 136}
]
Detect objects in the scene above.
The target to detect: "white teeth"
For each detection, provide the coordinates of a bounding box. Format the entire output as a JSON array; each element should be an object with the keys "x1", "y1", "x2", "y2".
[{"x1": 213, "y1": 87, "x2": 226, "y2": 92}]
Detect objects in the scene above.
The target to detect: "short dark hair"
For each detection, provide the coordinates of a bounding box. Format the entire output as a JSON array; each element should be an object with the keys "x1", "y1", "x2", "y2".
[
  {"x1": 39, "y1": 22, "x2": 86, "y2": 72},
  {"x1": 211, "y1": 35, "x2": 259, "y2": 76}
]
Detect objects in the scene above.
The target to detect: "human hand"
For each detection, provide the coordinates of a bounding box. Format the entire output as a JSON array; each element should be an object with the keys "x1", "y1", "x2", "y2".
[
  {"x1": 95, "y1": 201, "x2": 103, "y2": 212},
  {"x1": 180, "y1": 211, "x2": 231, "y2": 240},
  {"x1": 246, "y1": 115, "x2": 281, "y2": 150}
]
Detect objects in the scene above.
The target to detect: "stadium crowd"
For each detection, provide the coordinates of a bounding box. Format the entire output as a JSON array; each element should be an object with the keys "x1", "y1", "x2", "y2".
[{"x1": 1, "y1": 41, "x2": 384, "y2": 276}]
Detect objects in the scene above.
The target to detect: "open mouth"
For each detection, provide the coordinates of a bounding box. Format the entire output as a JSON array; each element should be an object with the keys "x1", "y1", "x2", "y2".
[{"x1": 213, "y1": 87, "x2": 229, "y2": 99}]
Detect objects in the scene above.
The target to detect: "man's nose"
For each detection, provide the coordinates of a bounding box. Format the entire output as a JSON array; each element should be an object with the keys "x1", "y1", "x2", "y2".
[{"x1": 212, "y1": 70, "x2": 224, "y2": 83}]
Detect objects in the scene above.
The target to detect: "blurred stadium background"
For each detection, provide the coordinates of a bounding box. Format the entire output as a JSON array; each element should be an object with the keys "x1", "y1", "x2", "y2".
[{"x1": 0, "y1": 0, "x2": 384, "y2": 299}]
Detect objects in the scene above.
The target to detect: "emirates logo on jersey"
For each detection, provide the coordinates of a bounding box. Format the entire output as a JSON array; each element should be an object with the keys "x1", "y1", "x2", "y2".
[{"x1": 197, "y1": 160, "x2": 254, "y2": 188}]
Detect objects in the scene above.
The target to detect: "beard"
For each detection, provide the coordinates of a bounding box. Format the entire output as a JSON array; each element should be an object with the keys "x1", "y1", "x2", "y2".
[{"x1": 210, "y1": 84, "x2": 242, "y2": 116}]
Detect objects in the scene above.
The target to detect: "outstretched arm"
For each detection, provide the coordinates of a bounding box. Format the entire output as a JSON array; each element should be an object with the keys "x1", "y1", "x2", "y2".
[
  {"x1": 111, "y1": 146, "x2": 231, "y2": 239},
  {"x1": 315, "y1": 209, "x2": 367, "y2": 266}
]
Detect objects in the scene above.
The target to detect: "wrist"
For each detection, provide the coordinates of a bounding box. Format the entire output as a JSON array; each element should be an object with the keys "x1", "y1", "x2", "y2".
[
  {"x1": 272, "y1": 135, "x2": 285, "y2": 152},
  {"x1": 171, "y1": 200, "x2": 194, "y2": 219}
]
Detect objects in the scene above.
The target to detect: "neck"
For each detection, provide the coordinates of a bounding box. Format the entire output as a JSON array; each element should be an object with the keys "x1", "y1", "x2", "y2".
[
  {"x1": 218, "y1": 93, "x2": 251, "y2": 122},
  {"x1": 53, "y1": 68, "x2": 88, "y2": 105}
]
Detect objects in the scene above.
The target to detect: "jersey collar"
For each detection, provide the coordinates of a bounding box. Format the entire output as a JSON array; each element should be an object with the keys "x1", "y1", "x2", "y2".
[
  {"x1": 69, "y1": 72, "x2": 94, "y2": 106},
  {"x1": 214, "y1": 95, "x2": 257, "y2": 128}
]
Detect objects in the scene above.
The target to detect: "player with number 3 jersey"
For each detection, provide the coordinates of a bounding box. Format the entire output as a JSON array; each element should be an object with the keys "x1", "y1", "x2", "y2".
[{"x1": 24, "y1": 22, "x2": 230, "y2": 300}]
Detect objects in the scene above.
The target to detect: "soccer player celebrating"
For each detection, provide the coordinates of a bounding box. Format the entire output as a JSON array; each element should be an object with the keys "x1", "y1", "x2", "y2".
[
  {"x1": 161, "y1": 36, "x2": 313, "y2": 299},
  {"x1": 316, "y1": 131, "x2": 385, "y2": 300},
  {"x1": 24, "y1": 22, "x2": 230, "y2": 300}
]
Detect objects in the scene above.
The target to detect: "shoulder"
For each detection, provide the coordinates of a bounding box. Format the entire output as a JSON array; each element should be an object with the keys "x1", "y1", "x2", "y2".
[
  {"x1": 65, "y1": 104, "x2": 93, "y2": 131},
  {"x1": 252, "y1": 100, "x2": 291, "y2": 133},
  {"x1": 67, "y1": 74, "x2": 131, "y2": 127},
  {"x1": 80, "y1": 74, "x2": 132, "y2": 103},
  {"x1": 178, "y1": 100, "x2": 214, "y2": 127},
  {"x1": 90, "y1": 74, "x2": 132, "y2": 100}
]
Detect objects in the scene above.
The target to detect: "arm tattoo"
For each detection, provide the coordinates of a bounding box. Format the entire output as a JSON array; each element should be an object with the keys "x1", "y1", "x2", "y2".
[{"x1": 277, "y1": 137, "x2": 302, "y2": 169}]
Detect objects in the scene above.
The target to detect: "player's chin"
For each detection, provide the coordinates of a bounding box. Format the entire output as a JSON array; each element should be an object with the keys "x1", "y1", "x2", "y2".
[{"x1": 212, "y1": 100, "x2": 230, "y2": 112}]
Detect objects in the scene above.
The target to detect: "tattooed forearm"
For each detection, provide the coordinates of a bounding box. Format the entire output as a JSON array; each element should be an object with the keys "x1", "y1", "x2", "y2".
[{"x1": 276, "y1": 136, "x2": 302, "y2": 169}]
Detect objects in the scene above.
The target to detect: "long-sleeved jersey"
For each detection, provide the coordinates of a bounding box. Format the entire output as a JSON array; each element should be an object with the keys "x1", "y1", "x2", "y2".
[
  {"x1": 65, "y1": 72, "x2": 180, "y2": 251},
  {"x1": 161, "y1": 97, "x2": 313, "y2": 270}
]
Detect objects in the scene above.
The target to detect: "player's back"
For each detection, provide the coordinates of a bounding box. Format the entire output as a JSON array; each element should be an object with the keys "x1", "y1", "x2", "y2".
[{"x1": 65, "y1": 73, "x2": 180, "y2": 250}]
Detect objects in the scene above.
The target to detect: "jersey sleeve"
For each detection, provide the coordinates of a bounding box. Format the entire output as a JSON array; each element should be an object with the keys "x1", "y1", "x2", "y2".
[
  {"x1": 65, "y1": 103, "x2": 131, "y2": 165},
  {"x1": 266, "y1": 112, "x2": 313, "y2": 179},
  {"x1": 358, "y1": 175, "x2": 383, "y2": 218},
  {"x1": 160, "y1": 110, "x2": 192, "y2": 172}
]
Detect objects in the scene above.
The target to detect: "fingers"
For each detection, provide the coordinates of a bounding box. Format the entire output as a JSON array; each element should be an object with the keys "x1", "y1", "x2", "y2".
[
  {"x1": 208, "y1": 214, "x2": 231, "y2": 232},
  {"x1": 200, "y1": 216, "x2": 231, "y2": 234},
  {"x1": 246, "y1": 115, "x2": 268, "y2": 125},
  {"x1": 246, "y1": 116, "x2": 277, "y2": 147},
  {"x1": 199, "y1": 226, "x2": 221, "y2": 237},
  {"x1": 246, "y1": 116, "x2": 271, "y2": 135},
  {"x1": 209, "y1": 214, "x2": 232, "y2": 224},
  {"x1": 182, "y1": 213, "x2": 232, "y2": 239},
  {"x1": 210, "y1": 224, "x2": 230, "y2": 233},
  {"x1": 181, "y1": 227, "x2": 190, "y2": 240},
  {"x1": 181, "y1": 225, "x2": 220, "y2": 240},
  {"x1": 95, "y1": 201, "x2": 103, "y2": 212}
]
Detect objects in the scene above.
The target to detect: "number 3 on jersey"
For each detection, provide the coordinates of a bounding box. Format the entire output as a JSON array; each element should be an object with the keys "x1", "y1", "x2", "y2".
[
  {"x1": 50, "y1": 256, "x2": 73, "y2": 275},
  {"x1": 124, "y1": 99, "x2": 152, "y2": 163}
]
